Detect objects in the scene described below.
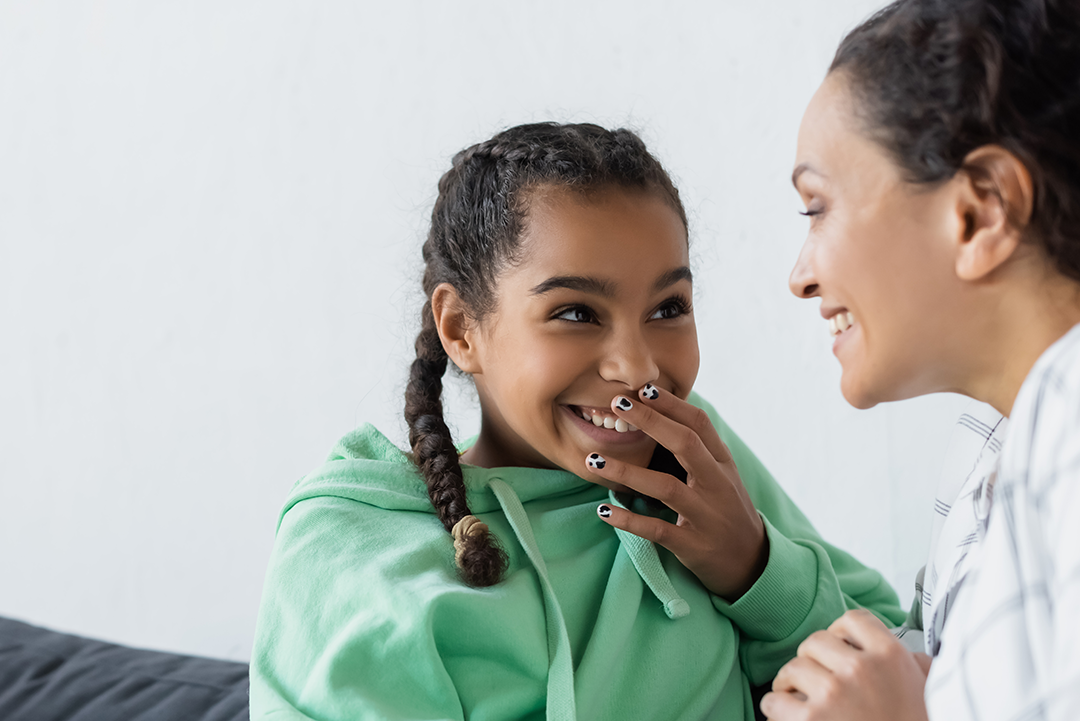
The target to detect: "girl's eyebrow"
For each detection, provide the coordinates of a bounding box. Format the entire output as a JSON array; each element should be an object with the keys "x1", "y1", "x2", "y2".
[
  {"x1": 530, "y1": 275, "x2": 615, "y2": 297},
  {"x1": 655, "y1": 266, "x2": 693, "y2": 291},
  {"x1": 529, "y1": 266, "x2": 692, "y2": 297}
]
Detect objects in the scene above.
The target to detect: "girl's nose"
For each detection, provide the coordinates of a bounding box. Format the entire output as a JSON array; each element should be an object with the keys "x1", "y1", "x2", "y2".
[
  {"x1": 598, "y1": 333, "x2": 660, "y2": 390},
  {"x1": 788, "y1": 238, "x2": 820, "y2": 299}
]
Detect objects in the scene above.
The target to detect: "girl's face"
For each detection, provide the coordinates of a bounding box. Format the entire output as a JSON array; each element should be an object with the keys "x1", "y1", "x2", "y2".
[
  {"x1": 789, "y1": 73, "x2": 973, "y2": 409},
  {"x1": 461, "y1": 186, "x2": 698, "y2": 479}
]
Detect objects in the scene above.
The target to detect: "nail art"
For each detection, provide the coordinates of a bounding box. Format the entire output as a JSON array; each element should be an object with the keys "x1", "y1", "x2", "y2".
[
  {"x1": 587, "y1": 453, "x2": 606, "y2": 470},
  {"x1": 641, "y1": 383, "x2": 659, "y2": 400},
  {"x1": 597, "y1": 504, "x2": 612, "y2": 518},
  {"x1": 615, "y1": 396, "x2": 633, "y2": 412}
]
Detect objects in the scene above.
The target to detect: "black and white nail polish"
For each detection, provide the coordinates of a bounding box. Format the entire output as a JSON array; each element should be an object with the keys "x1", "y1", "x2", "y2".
[
  {"x1": 597, "y1": 504, "x2": 612, "y2": 518},
  {"x1": 641, "y1": 383, "x2": 659, "y2": 400},
  {"x1": 614, "y1": 397, "x2": 633, "y2": 412},
  {"x1": 587, "y1": 453, "x2": 606, "y2": 470}
]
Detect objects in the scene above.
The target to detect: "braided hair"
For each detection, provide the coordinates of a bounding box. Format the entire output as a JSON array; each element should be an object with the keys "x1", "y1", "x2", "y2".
[
  {"x1": 831, "y1": 0, "x2": 1080, "y2": 281},
  {"x1": 404, "y1": 122, "x2": 686, "y2": 587}
]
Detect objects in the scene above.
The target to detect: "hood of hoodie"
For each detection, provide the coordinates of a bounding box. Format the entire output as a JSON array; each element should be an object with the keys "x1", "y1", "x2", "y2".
[{"x1": 278, "y1": 423, "x2": 605, "y2": 527}]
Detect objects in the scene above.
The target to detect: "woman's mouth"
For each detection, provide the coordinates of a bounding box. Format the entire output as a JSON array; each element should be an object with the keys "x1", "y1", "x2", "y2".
[{"x1": 828, "y1": 311, "x2": 856, "y2": 338}]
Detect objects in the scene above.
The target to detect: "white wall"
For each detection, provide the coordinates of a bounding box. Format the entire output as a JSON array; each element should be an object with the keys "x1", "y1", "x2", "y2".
[{"x1": 0, "y1": 0, "x2": 968, "y2": 662}]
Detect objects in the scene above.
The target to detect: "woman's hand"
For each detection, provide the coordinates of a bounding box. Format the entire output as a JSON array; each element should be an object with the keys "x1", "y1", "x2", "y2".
[
  {"x1": 587, "y1": 384, "x2": 768, "y2": 600},
  {"x1": 760, "y1": 609, "x2": 932, "y2": 721}
]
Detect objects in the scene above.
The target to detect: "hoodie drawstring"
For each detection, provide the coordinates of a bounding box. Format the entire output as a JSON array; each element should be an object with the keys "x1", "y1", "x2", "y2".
[
  {"x1": 487, "y1": 480, "x2": 691, "y2": 721},
  {"x1": 489, "y1": 479, "x2": 577, "y2": 721},
  {"x1": 606, "y1": 490, "x2": 690, "y2": 620}
]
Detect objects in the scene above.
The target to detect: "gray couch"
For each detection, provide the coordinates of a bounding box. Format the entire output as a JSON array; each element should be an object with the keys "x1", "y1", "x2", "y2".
[{"x1": 0, "y1": 615, "x2": 248, "y2": 721}]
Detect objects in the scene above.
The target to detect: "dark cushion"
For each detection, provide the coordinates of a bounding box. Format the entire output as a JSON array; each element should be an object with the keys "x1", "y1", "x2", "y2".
[{"x1": 0, "y1": 615, "x2": 248, "y2": 721}]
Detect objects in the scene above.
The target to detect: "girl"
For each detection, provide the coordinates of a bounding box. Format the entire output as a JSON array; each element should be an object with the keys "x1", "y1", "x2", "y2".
[
  {"x1": 249, "y1": 122, "x2": 905, "y2": 721},
  {"x1": 674, "y1": 0, "x2": 1078, "y2": 718}
]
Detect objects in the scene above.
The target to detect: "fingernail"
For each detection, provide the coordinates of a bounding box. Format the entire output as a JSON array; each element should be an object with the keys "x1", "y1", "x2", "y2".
[
  {"x1": 641, "y1": 383, "x2": 659, "y2": 400},
  {"x1": 587, "y1": 453, "x2": 606, "y2": 469},
  {"x1": 614, "y1": 396, "x2": 633, "y2": 411},
  {"x1": 597, "y1": 504, "x2": 612, "y2": 518}
]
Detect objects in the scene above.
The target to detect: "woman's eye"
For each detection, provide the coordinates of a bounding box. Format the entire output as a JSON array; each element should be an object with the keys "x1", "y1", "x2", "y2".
[
  {"x1": 554, "y1": 306, "x2": 596, "y2": 323},
  {"x1": 799, "y1": 205, "x2": 824, "y2": 218}
]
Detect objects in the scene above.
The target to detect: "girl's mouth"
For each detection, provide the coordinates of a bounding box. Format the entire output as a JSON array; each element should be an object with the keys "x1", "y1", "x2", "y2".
[
  {"x1": 568, "y1": 404, "x2": 638, "y2": 432},
  {"x1": 562, "y1": 405, "x2": 646, "y2": 444}
]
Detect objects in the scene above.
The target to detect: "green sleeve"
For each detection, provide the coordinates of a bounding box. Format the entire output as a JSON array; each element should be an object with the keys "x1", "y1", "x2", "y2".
[
  {"x1": 249, "y1": 496, "x2": 466, "y2": 721},
  {"x1": 692, "y1": 393, "x2": 906, "y2": 686}
]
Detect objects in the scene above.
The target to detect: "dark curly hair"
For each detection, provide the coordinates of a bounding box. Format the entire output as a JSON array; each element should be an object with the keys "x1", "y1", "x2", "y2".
[
  {"x1": 831, "y1": 0, "x2": 1080, "y2": 280},
  {"x1": 405, "y1": 122, "x2": 687, "y2": 587}
]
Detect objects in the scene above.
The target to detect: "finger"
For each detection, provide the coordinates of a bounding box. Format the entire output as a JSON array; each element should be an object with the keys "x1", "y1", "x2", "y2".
[
  {"x1": 594, "y1": 500, "x2": 684, "y2": 552},
  {"x1": 914, "y1": 652, "x2": 932, "y2": 676},
  {"x1": 827, "y1": 608, "x2": 895, "y2": 653},
  {"x1": 772, "y1": 656, "x2": 835, "y2": 696},
  {"x1": 759, "y1": 690, "x2": 808, "y2": 720},
  {"x1": 635, "y1": 383, "x2": 732, "y2": 463},
  {"x1": 607, "y1": 394, "x2": 720, "y2": 487},
  {"x1": 796, "y1": 629, "x2": 862, "y2": 675},
  {"x1": 584, "y1": 452, "x2": 693, "y2": 517}
]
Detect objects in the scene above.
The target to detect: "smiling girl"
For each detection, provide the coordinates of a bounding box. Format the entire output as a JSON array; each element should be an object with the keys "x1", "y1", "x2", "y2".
[{"x1": 249, "y1": 122, "x2": 905, "y2": 721}]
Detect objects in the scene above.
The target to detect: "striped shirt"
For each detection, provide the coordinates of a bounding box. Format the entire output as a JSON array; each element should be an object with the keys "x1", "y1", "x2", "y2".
[
  {"x1": 895, "y1": 402, "x2": 1008, "y2": 655},
  {"x1": 925, "y1": 322, "x2": 1080, "y2": 720}
]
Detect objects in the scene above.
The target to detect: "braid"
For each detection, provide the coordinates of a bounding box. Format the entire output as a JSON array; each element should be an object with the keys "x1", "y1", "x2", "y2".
[
  {"x1": 406, "y1": 122, "x2": 687, "y2": 587},
  {"x1": 404, "y1": 301, "x2": 508, "y2": 587}
]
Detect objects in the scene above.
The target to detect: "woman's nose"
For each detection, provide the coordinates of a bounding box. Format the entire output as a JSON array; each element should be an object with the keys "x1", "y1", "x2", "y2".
[{"x1": 788, "y1": 237, "x2": 820, "y2": 299}]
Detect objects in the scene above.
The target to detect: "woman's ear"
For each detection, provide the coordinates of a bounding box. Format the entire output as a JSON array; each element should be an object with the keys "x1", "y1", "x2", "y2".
[
  {"x1": 431, "y1": 283, "x2": 483, "y2": 374},
  {"x1": 953, "y1": 145, "x2": 1034, "y2": 281}
]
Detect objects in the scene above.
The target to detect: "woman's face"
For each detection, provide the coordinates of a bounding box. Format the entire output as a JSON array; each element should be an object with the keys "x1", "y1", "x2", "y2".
[
  {"x1": 460, "y1": 186, "x2": 699, "y2": 481},
  {"x1": 789, "y1": 73, "x2": 969, "y2": 408}
]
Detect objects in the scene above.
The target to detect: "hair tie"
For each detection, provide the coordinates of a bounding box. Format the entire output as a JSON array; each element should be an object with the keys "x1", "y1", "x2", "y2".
[{"x1": 451, "y1": 515, "x2": 488, "y2": 566}]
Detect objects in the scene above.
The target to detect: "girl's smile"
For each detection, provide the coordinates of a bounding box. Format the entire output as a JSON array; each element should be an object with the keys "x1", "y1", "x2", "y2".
[{"x1": 445, "y1": 185, "x2": 699, "y2": 480}]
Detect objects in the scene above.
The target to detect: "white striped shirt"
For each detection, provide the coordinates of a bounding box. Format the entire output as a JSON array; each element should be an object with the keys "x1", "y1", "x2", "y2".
[
  {"x1": 894, "y1": 401, "x2": 1006, "y2": 655},
  {"x1": 925, "y1": 322, "x2": 1080, "y2": 720}
]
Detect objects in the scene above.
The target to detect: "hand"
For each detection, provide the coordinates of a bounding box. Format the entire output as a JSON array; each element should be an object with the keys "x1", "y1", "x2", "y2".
[
  {"x1": 760, "y1": 609, "x2": 931, "y2": 721},
  {"x1": 587, "y1": 385, "x2": 767, "y2": 600}
]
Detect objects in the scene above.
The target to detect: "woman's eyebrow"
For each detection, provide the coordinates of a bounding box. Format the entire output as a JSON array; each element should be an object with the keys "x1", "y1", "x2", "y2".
[{"x1": 792, "y1": 162, "x2": 823, "y2": 188}]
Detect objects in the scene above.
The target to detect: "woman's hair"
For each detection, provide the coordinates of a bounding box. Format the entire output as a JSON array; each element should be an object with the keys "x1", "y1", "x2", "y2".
[
  {"x1": 830, "y1": 0, "x2": 1080, "y2": 280},
  {"x1": 405, "y1": 122, "x2": 686, "y2": 587}
]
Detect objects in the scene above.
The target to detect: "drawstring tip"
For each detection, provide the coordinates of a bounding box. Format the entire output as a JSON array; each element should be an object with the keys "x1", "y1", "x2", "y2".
[{"x1": 663, "y1": 598, "x2": 690, "y2": 620}]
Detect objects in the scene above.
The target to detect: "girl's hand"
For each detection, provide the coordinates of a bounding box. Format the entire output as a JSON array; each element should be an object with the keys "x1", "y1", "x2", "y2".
[
  {"x1": 760, "y1": 609, "x2": 932, "y2": 721},
  {"x1": 588, "y1": 385, "x2": 768, "y2": 600}
]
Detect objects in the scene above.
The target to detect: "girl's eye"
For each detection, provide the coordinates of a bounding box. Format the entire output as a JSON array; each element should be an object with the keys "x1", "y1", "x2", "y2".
[
  {"x1": 649, "y1": 297, "x2": 691, "y2": 321},
  {"x1": 799, "y1": 204, "x2": 824, "y2": 218},
  {"x1": 554, "y1": 306, "x2": 597, "y2": 324}
]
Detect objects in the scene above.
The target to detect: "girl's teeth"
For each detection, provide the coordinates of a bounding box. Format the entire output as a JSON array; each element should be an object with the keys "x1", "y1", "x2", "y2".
[{"x1": 576, "y1": 407, "x2": 639, "y2": 433}]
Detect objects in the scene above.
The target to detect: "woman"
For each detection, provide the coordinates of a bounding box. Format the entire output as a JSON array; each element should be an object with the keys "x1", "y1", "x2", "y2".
[
  {"x1": 754, "y1": 0, "x2": 1079, "y2": 718},
  {"x1": 606, "y1": 0, "x2": 1080, "y2": 718}
]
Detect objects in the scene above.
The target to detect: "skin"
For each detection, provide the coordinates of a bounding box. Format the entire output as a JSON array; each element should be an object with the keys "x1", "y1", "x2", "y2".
[
  {"x1": 433, "y1": 185, "x2": 770, "y2": 601},
  {"x1": 762, "y1": 71, "x2": 1080, "y2": 721},
  {"x1": 435, "y1": 185, "x2": 700, "y2": 477},
  {"x1": 788, "y1": 71, "x2": 1080, "y2": 417}
]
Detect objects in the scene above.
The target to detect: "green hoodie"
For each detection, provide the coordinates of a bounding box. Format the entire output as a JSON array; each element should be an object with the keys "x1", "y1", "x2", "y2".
[{"x1": 251, "y1": 393, "x2": 903, "y2": 720}]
